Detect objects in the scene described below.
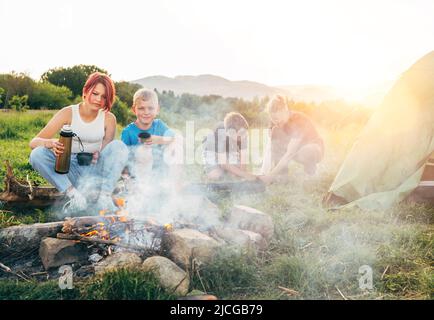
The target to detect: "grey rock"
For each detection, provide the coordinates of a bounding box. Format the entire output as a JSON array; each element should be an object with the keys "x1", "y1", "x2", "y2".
[
  {"x1": 94, "y1": 251, "x2": 142, "y2": 274},
  {"x1": 142, "y1": 256, "x2": 189, "y2": 296},
  {"x1": 39, "y1": 237, "x2": 88, "y2": 270},
  {"x1": 162, "y1": 228, "x2": 223, "y2": 267},
  {"x1": 227, "y1": 205, "x2": 274, "y2": 241}
]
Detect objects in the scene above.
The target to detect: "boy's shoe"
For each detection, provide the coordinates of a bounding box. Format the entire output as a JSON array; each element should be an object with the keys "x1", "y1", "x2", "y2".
[{"x1": 62, "y1": 189, "x2": 88, "y2": 215}]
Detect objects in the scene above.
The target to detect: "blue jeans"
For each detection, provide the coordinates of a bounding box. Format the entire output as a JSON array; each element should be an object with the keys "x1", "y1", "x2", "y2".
[{"x1": 29, "y1": 140, "x2": 129, "y2": 194}]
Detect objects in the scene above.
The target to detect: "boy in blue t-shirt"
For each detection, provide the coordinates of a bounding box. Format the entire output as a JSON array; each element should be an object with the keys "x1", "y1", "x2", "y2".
[{"x1": 121, "y1": 88, "x2": 179, "y2": 179}]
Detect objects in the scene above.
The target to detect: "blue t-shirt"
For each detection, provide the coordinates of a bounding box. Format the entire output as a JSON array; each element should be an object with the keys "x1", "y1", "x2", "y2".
[
  {"x1": 121, "y1": 119, "x2": 175, "y2": 146},
  {"x1": 121, "y1": 119, "x2": 175, "y2": 171}
]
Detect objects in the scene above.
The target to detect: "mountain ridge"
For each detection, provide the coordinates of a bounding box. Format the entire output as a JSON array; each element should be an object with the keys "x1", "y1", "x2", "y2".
[{"x1": 132, "y1": 74, "x2": 388, "y2": 105}]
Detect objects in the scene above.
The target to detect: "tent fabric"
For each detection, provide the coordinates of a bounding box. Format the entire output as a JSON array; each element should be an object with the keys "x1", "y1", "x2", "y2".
[{"x1": 327, "y1": 51, "x2": 434, "y2": 210}]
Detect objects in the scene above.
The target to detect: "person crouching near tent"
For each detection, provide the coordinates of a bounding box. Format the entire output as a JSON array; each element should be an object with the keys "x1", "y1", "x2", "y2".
[
  {"x1": 258, "y1": 95, "x2": 324, "y2": 185},
  {"x1": 120, "y1": 88, "x2": 183, "y2": 187},
  {"x1": 29, "y1": 72, "x2": 129, "y2": 214},
  {"x1": 202, "y1": 112, "x2": 257, "y2": 181}
]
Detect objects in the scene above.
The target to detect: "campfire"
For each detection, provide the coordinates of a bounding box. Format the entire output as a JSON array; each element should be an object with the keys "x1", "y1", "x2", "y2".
[{"x1": 56, "y1": 197, "x2": 175, "y2": 254}]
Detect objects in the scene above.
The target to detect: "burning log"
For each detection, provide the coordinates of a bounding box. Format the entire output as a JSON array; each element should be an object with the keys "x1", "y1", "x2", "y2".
[
  {"x1": 0, "y1": 161, "x2": 63, "y2": 208},
  {"x1": 62, "y1": 215, "x2": 131, "y2": 239},
  {"x1": 59, "y1": 213, "x2": 174, "y2": 255},
  {"x1": 56, "y1": 233, "x2": 155, "y2": 254}
]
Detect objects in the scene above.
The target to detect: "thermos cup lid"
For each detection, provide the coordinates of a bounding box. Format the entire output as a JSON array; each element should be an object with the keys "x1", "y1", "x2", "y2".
[{"x1": 61, "y1": 124, "x2": 72, "y2": 133}]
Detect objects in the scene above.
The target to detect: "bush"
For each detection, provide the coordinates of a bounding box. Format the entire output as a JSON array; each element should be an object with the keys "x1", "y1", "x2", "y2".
[
  {"x1": 0, "y1": 73, "x2": 34, "y2": 103},
  {"x1": 41, "y1": 65, "x2": 109, "y2": 97},
  {"x1": 28, "y1": 82, "x2": 72, "y2": 109},
  {"x1": 8, "y1": 95, "x2": 28, "y2": 112},
  {"x1": 111, "y1": 97, "x2": 134, "y2": 126},
  {"x1": 115, "y1": 81, "x2": 142, "y2": 107},
  {"x1": 0, "y1": 87, "x2": 4, "y2": 106}
]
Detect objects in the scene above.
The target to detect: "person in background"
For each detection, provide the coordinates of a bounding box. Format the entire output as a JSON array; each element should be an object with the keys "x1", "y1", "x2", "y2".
[
  {"x1": 259, "y1": 95, "x2": 324, "y2": 184},
  {"x1": 202, "y1": 112, "x2": 257, "y2": 181}
]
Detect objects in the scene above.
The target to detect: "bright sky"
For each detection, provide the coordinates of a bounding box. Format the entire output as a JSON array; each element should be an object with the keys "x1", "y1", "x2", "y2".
[{"x1": 1, "y1": 0, "x2": 433, "y2": 89}]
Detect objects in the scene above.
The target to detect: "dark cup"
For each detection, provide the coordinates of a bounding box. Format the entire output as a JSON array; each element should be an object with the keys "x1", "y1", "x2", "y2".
[
  {"x1": 77, "y1": 152, "x2": 93, "y2": 166},
  {"x1": 138, "y1": 132, "x2": 152, "y2": 143}
]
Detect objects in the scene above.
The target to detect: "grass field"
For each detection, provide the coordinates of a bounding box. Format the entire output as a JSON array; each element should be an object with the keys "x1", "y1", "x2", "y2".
[{"x1": 0, "y1": 110, "x2": 432, "y2": 300}]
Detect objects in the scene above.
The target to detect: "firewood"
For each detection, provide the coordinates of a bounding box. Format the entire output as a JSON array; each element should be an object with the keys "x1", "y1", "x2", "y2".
[
  {"x1": 56, "y1": 233, "x2": 154, "y2": 254},
  {"x1": 0, "y1": 262, "x2": 11, "y2": 272},
  {"x1": 62, "y1": 215, "x2": 130, "y2": 233},
  {"x1": 0, "y1": 161, "x2": 63, "y2": 207}
]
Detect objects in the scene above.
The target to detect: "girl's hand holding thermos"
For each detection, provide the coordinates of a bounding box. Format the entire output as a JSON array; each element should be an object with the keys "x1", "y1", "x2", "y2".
[{"x1": 46, "y1": 139, "x2": 64, "y2": 156}]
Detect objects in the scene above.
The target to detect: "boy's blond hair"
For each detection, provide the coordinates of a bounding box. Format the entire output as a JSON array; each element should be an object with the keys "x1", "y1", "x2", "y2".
[
  {"x1": 132, "y1": 88, "x2": 159, "y2": 108},
  {"x1": 223, "y1": 112, "x2": 249, "y2": 131},
  {"x1": 266, "y1": 94, "x2": 289, "y2": 113}
]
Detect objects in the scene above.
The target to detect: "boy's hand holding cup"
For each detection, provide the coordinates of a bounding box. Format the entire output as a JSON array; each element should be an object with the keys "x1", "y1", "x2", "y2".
[{"x1": 138, "y1": 132, "x2": 152, "y2": 145}]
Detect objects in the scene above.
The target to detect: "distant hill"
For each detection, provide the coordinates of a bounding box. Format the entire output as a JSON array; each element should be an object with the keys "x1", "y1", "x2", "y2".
[
  {"x1": 132, "y1": 74, "x2": 284, "y2": 100},
  {"x1": 131, "y1": 74, "x2": 388, "y2": 105}
]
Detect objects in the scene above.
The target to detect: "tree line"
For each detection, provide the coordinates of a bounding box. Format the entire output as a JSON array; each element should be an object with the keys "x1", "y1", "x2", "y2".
[{"x1": 0, "y1": 64, "x2": 372, "y2": 129}]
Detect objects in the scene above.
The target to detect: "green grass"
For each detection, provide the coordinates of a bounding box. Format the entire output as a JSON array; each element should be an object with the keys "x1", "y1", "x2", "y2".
[
  {"x1": 80, "y1": 267, "x2": 176, "y2": 300},
  {"x1": 0, "y1": 279, "x2": 80, "y2": 300},
  {"x1": 0, "y1": 110, "x2": 433, "y2": 300},
  {"x1": 0, "y1": 268, "x2": 175, "y2": 300}
]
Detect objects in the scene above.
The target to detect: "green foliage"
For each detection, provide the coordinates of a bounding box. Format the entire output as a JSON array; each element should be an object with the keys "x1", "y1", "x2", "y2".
[
  {"x1": 28, "y1": 82, "x2": 72, "y2": 109},
  {"x1": 41, "y1": 64, "x2": 109, "y2": 97},
  {"x1": 111, "y1": 96, "x2": 134, "y2": 126},
  {"x1": 8, "y1": 95, "x2": 28, "y2": 112},
  {"x1": 0, "y1": 211, "x2": 22, "y2": 228},
  {"x1": 0, "y1": 73, "x2": 34, "y2": 107},
  {"x1": 177, "y1": 93, "x2": 202, "y2": 110},
  {"x1": 115, "y1": 81, "x2": 142, "y2": 107},
  {"x1": 0, "y1": 87, "x2": 4, "y2": 106},
  {"x1": 81, "y1": 267, "x2": 176, "y2": 300}
]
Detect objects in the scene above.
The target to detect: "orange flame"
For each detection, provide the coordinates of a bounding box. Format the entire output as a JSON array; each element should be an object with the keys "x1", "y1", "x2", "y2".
[
  {"x1": 114, "y1": 198, "x2": 126, "y2": 208},
  {"x1": 164, "y1": 223, "x2": 173, "y2": 232},
  {"x1": 83, "y1": 230, "x2": 98, "y2": 237}
]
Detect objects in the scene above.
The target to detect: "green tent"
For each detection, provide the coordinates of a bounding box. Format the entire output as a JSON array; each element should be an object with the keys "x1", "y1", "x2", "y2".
[{"x1": 324, "y1": 51, "x2": 434, "y2": 210}]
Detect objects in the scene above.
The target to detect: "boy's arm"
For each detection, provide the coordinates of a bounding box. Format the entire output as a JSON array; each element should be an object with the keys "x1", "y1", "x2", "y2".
[
  {"x1": 150, "y1": 135, "x2": 175, "y2": 145},
  {"x1": 151, "y1": 120, "x2": 176, "y2": 145}
]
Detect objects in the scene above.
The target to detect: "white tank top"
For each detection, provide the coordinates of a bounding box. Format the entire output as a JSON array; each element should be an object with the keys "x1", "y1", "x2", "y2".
[{"x1": 70, "y1": 104, "x2": 105, "y2": 153}]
